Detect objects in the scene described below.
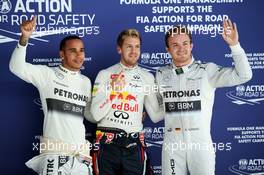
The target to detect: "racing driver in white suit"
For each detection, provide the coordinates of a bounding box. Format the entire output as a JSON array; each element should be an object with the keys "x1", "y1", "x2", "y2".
[
  {"x1": 88, "y1": 29, "x2": 164, "y2": 175},
  {"x1": 155, "y1": 19, "x2": 252, "y2": 175},
  {"x1": 9, "y1": 16, "x2": 93, "y2": 174}
]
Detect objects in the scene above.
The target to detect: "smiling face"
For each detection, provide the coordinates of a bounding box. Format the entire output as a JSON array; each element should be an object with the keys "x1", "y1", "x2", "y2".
[
  {"x1": 118, "y1": 36, "x2": 141, "y2": 68},
  {"x1": 116, "y1": 29, "x2": 142, "y2": 68},
  {"x1": 60, "y1": 39, "x2": 85, "y2": 71},
  {"x1": 166, "y1": 33, "x2": 193, "y2": 67}
]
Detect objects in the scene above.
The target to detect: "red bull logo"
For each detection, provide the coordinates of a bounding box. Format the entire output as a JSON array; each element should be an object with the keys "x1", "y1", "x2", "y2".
[
  {"x1": 110, "y1": 74, "x2": 124, "y2": 79},
  {"x1": 112, "y1": 103, "x2": 139, "y2": 112},
  {"x1": 110, "y1": 93, "x2": 117, "y2": 101},
  {"x1": 109, "y1": 91, "x2": 137, "y2": 102},
  {"x1": 126, "y1": 94, "x2": 137, "y2": 101},
  {"x1": 109, "y1": 91, "x2": 138, "y2": 112}
]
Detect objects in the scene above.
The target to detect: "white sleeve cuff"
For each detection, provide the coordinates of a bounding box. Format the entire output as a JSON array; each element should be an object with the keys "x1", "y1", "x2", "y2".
[
  {"x1": 230, "y1": 42, "x2": 243, "y2": 53},
  {"x1": 17, "y1": 42, "x2": 28, "y2": 49}
]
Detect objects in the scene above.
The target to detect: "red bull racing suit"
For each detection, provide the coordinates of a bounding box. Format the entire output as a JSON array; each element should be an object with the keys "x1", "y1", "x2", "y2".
[
  {"x1": 155, "y1": 44, "x2": 252, "y2": 175},
  {"x1": 88, "y1": 63, "x2": 164, "y2": 175},
  {"x1": 10, "y1": 43, "x2": 93, "y2": 175}
]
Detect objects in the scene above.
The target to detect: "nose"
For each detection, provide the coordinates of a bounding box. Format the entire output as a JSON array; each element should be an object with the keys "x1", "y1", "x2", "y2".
[
  {"x1": 131, "y1": 47, "x2": 136, "y2": 53},
  {"x1": 178, "y1": 45, "x2": 184, "y2": 51},
  {"x1": 77, "y1": 51, "x2": 84, "y2": 59},
  {"x1": 131, "y1": 47, "x2": 139, "y2": 53}
]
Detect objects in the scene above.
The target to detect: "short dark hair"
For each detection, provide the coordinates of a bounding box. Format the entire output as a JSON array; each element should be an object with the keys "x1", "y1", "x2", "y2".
[
  {"x1": 117, "y1": 29, "x2": 142, "y2": 47},
  {"x1": 165, "y1": 25, "x2": 192, "y2": 47},
  {"x1": 60, "y1": 35, "x2": 82, "y2": 51}
]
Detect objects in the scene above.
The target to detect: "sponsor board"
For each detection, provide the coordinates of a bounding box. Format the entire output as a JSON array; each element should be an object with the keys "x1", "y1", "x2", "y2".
[
  {"x1": 226, "y1": 85, "x2": 264, "y2": 105},
  {"x1": 144, "y1": 126, "x2": 164, "y2": 147},
  {"x1": 229, "y1": 159, "x2": 264, "y2": 174},
  {"x1": 0, "y1": 0, "x2": 100, "y2": 44},
  {"x1": 140, "y1": 52, "x2": 172, "y2": 72},
  {"x1": 227, "y1": 126, "x2": 264, "y2": 144}
]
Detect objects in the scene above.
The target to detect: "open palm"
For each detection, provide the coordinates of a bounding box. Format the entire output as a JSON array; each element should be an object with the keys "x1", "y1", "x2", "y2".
[{"x1": 222, "y1": 19, "x2": 239, "y2": 46}]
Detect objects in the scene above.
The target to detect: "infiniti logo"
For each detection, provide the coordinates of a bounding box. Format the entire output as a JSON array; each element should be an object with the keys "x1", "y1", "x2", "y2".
[
  {"x1": 114, "y1": 110, "x2": 129, "y2": 119},
  {"x1": 133, "y1": 75, "x2": 140, "y2": 80}
]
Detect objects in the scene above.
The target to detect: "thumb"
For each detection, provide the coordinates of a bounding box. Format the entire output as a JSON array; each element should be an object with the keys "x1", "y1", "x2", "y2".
[{"x1": 32, "y1": 15, "x2": 37, "y2": 27}]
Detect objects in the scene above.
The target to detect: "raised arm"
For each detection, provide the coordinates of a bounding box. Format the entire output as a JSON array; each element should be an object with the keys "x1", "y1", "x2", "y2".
[
  {"x1": 10, "y1": 16, "x2": 37, "y2": 74},
  {"x1": 208, "y1": 19, "x2": 252, "y2": 88},
  {"x1": 9, "y1": 16, "x2": 48, "y2": 88}
]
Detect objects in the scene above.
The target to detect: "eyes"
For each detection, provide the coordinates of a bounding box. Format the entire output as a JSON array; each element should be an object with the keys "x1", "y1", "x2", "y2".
[
  {"x1": 68, "y1": 48, "x2": 85, "y2": 54},
  {"x1": 169, "y1": 41, "x2": 190, "y2": 48},
  {"x1": 126, "y1": 44, "x2": 140, "y2": 50}
]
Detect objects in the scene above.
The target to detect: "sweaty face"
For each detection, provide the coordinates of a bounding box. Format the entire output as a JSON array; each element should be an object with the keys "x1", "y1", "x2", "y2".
[
  {"x1": 118, "y1": 36, "x2": 141, "y2": 68},
  {"x1": 166, "y1": 34, "x2": 193, "y2": 67},
  {"x1": 60, "y1": 39, "x2": 85, "y2": 72}
]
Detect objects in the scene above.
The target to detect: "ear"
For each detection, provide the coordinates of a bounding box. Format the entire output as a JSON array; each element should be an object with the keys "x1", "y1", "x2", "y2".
[
  {"x1": 190, "y1": 43, "x2": 193, "y2": 51},
  {"x1": 117, "y1": 46, "x2": 121, "y2": 54},
  {"x1": 165, "y1": 47, "x2": 169, "y2": 53},
  {"x1": 59, "y1": 51, "x2": 64, "y2": 60},
  {"x1": 166, "y1": 47, "x2": 172, "y2": 57}
]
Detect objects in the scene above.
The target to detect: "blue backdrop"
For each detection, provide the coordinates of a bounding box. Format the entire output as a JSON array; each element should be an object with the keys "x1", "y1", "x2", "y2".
[{"x1": 0, "y1": 0, "x2": 263, "y2": 174}]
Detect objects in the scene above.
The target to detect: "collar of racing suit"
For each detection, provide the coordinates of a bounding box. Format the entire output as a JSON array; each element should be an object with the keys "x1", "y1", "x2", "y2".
[
  {"x1": 172, "y1": 57, "x2": 195, "y2": 74},
  {"x1": 58, "y1": 65, "x2": 80, "y2": 76},
  {"x1": 119, "y1": 62, "x2": 139, "y2": 71}
]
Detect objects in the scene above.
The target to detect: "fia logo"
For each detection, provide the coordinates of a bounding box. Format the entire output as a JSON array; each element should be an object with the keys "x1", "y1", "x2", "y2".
[
  {"x1": 140, "y1": 52, "x2": 150, "y2": 64},
  {"x1": 0, "y1": 0, "x2": 12, "y2": 14},
  {"x1": 239, "y1": 159, "x2": 248, "y2": 166},
  {"x1": 144, "y1": 127, "x2": 152, "y2": 139}
]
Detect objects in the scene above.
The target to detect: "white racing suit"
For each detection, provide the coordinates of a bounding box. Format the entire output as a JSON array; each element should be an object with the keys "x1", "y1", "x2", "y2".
[
  {"x1": 10, "y1": 43, "x2": 93, "y2": 175},
  {"x1": 88, "y1": 63, "x2": 164, "y2": 175},
  {"x1": 89, "y1": 62, "x2": 164, "y2": 132},
  {"x1": 155, "y1": 44, "x2": 252, "y2": 175}
]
